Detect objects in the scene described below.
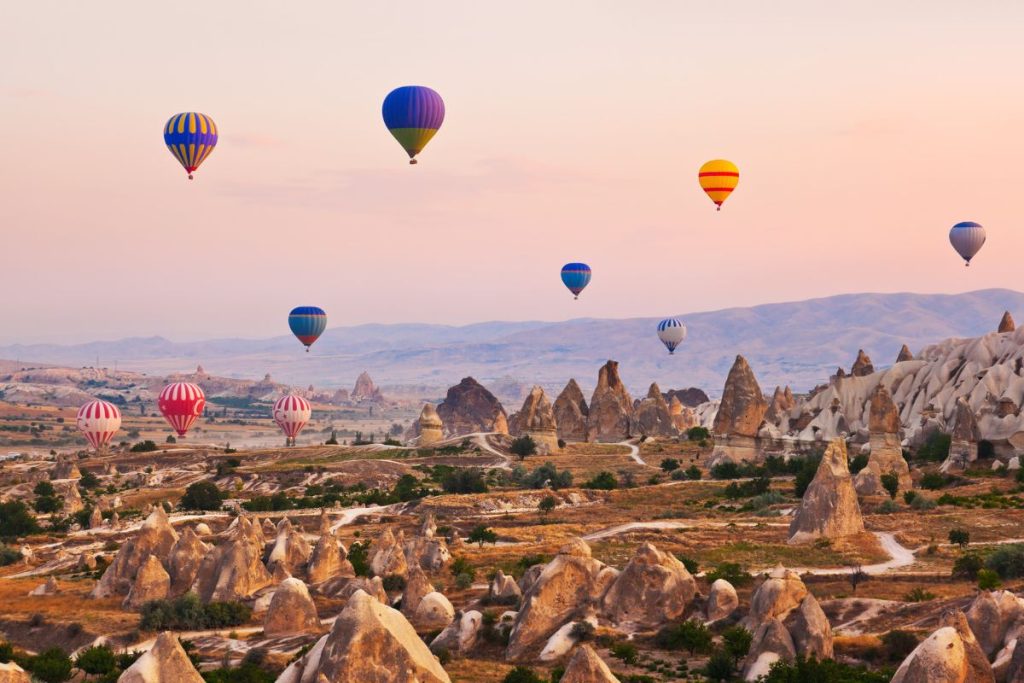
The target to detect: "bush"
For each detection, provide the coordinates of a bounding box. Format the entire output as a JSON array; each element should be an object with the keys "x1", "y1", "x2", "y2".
[
  {"x1": 75, "y1": 645, "x2": 116, "y2": 675},
  {"x1": 978, "y1": 569, "x2": 1002, "y2": 590},
  {"x1": 347, "y1": 541, "x2": 370, "y2": 577},
  {"x1": 203, "y1": 663, "x2": 276, "y2": 683},
  {"x1": 130, "y1": 441, "x2": 158, "y2": 453},
  {"x1": 0, "y1": 641, "x2": 12, "y2": 662},
  {"x1": 0, "y1": 545, "x2": 20, "y2": 567},
  {"x1": 948, "y1": 528, "x2": 970, "y2": 548},
  {"x1": 609, "y1": 641, "x2": 638, "y2": 665},
  {"x1": 760, "y1": 656, "x2": 890, "y2": 682},
  {"x1": 33, "y1": 481, "x2": 55, "y2": 497},
  {"x1": 569, "y1": 621, "x2": 595, "y2": 641},
  {"x1": 583, "y1": 471, "x2": 618, "y2": 490},
  {"x1": 722, "y1": 625, "x2": 752, "y2": 663},
  {"x1": 441, "y1": 468, "x2": 488, "y2": 494},
  {"x1": 877, "y1": 499, "x2": 900, "y2": 514},
  {"x1": 952, "y1": 552, "x2": 984, "y2": 580},
  {"x1": 675, "y1": 554, "x2": 698, "y2": 574},
  {"x1": 706, "y1": 562, "x2": 751, "y2": 587},
  {"x1": 660, "y1": 458, "x2": 680, "y2": 472},
  {"x1": 916, "y1": 432, "x2": 952, "y2": 463},
  {"x1": 986, "y1": 544, "x2": 1024, "y2": 579},
  {"x1": 520, "y1": 462, "x2": 572, "y2": 490},
  {"x1": 881, "y1": 472, "x2": 900, "y2": 499},
  {"x1": 79, "y1": 471, "x2": 100, "y2": 489},
  {"x1": 139, "y1": 593, "x2": 251, "y2": 630},
  {"x1": 656, "y1": 619, "x2": 712, "y2": 654},
  {"x1": 33, "y1": 496, "x2": 61, "y2": 514},
  {"x1": 509, "y1": 435, "x2": 537, "y2": 460},
  {"x1": 502, "y1": 667, "x2": 545, "y2": 683},
  {"x1": 180, "y1": 481, "x2": 224, "y2": 511},
  {"x1": 538, "y1": 496, "x2": 557, "y2": 518},
  {"x1": 880, "y1": 630, "x2": 920, "y2": 663},
  {"x1": 687, "y1": 426, "x2": 710, "y2": 441},
  {"x1": 724, "y1": 476, "x2": 770, "y2": 499},
  {"x1": 0, "y1": 501, "x2": 40, "y2": 538},
  {"x1": 910, "y1": 495, "x2": 936, "y2": 511},
  {"x1": 794, "y1": 455, "x2": 823, "y2": 497},
  {"x1": 710, "y1": 462, "x2": 742, "y2": 480},
  {"x1": 850, "y1": 453, "x2": 869, "y2": 474},
  {"x1": 468, "y1": 525, "x2": 498, "y2": 547},
  {"x1": 166, "y1": 435, "x2": 177, "y2": 444},
  {"x1": 684, "y1": 465, "x2": 702, "y2": 480},
  {"x1": 381, "y1": 575, "x2": 405, "y2": 593},
  {"x1": 903, "y1": 491, "x2": 918, "y2": 504},
  {"x1": 703, "y1": 648, "x2": 736, "y2": 681},
  {"x1": 920, "y1": 472, "x2": 948, "y2": 490},
  {"x1": 903, "y1": 587, "x2": 935, "y2": 602},
  {"x1": 27, "y1": 648, "x2": 73, "y2": 683}
]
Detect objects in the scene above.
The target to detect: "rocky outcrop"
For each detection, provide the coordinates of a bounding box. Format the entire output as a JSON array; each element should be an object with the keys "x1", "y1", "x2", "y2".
[
  {"x1": 553, "y1": 379, "x2": 588, "y2": 442},
  {"x1": 586, "y1": 361, "x2": 634, "y2": 442},
  {"x1": 60, "y1": 482, "x2": 84, "y2": 515},
  {"x1": 743, "y1": 618, "x2": 796, "y2": 681},
  {"x1": 743, "y1": 566, "x2": 809, "y2": 629},
  {"x1": 706, "y1": 579, "x2": 739, "y2": 622},
  {"x1": 436, "y1": 377, "x2": 508, "y2": 436},
  {"x1": 334, "y1": 576, "x2": 388, "y2": 605},
  {"x1": 403, "y1": 533, "x2": 451, "y2": 573},
  {"x1": 402, "y1": 565, "x2": 433, "y2": 618},
  {"x1": 89, "y1": 507, "x2": 103, "y2": 529},
  {"x1": 351, "y1": 371, "x2": 382, "y2": 401},
  {"x1": 965, "y1": 590, "x2": 1024, "y2": 659},
  {"x1": 789, "y1": 439, "x2": 864, "y2": 543},
  {"x1": 416, "y1": 404, "x2": 444, "y2": 446},
  {"x1": 765, "y1": 386, "x2": 795, "y2": 426},
  {"x1": 413, "y1": 592, "x2": 455, "y2": 632},
  {"x1": 713, "y1": 355, "x2": 767, "y2": 438},
  {"x1": 668, "y1": 396, "x2": 698, "y2": 432},
  {"x1": 851, "y1": 349, "x2": 874, "y2": 377},
  {"x1": 1001, "y1": 312, "x2": 1017, "y2": 333},
  {"x1": 308, "y1": 531, "x2": 353, "y2": 584},
  {"x1": 634, "y1": 384, "x2": 679, "y2": 438},
  {"x1": 430, "y1": 610, "x2": 483, "y2": 656},
  {"x1": 371, "y1": 528, "x2": 408, "y2": 578},
  {"x1": 891, "y1": 609, "x2": 995, "y2": 683},
  {"x1": 946, "y1": 397, "x2": 981, "y2": 470},
  {"x1": 507, "y1": 538, "x2": 612, "y2": 660},
  {"x1": 124, "y1": 554, "x2": 170, "y2": 609},
  {"x1": 29, "y1": 577, "x2": 59, "y2": 596},
  {"x1": 784, "y1": 595, "x2": 833, "y2": 660},
  {"x1": 0, "y1": 662, "x2": 31, "y2": 683},
  {"x1": 896, "y1": 344, "x2": 914, "y2": 362},
  {"x1": 560, "y1": 644, "x2": 620, "y2": 683},
  {"x1": 91, "y1": 508, "x2": 178, "y2": 598},
  {"x1": 167, "y1": 527, "x2": 210, "y2": 595},
  {"x1": 601, "y1": 543, "x2": 696, "y2": 629},
  {"x1": 489, "y1": 570, "x2": 522, "y2": 604},
  {"x1": 118, "y1": 632, "x2": 204, "y2": 683},
  {"x1": 277, "y1": 590, "x2": 451, "y2": 683},
  {"x1": 264, "y1": 578, "x2": 322, "y2": 637},
  {"x1": 266, "y1": 518, "x2": 312, "y2": 575},
  {"x1": 509, "y1": 386, "x2": 560, "y2": 453},
  {"x1": 192, "y1": 516, "x2": 272, "y2": 602},
  {"x1": 855, "y1": 384, "x2": 912, "y2": 496},
  {"x1": 51, "y1": 455, "x2": 81, "y2": 480},
  {"x1": 664, "y1": 387, "x2": 711, "y2": 408}
]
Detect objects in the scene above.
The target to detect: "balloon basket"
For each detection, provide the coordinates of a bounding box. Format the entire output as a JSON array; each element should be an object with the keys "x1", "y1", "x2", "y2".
[
  {"x1": 187, "y1": 174, "x2": 194, "y2": 180},
  {"x1": 409, "y1": 159, "x2": 418, "y2": 165}
]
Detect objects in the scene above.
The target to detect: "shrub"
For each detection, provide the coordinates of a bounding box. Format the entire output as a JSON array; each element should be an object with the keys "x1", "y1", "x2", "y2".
[
  {"x1": 203, "y1": 663, "x2": 276, "y2": 683},
  {"x1": 760, "y1": 656, "x2": 890, "y2": 682},
  {"x1": 880, "y1": 630, "x2": 919, "y2": 663},
  {"x1": 610, "y1": 641, "x2": 638, "y2": 665},
  {"x1": 916, "y1": 432, "x2": 952, "y2": 463},
  {"x1": 952, "y1": 552, "x2": 984, "y2": 580},
  {"x1": 710, "y1": 462, "x2": 742, "y2": 480},
  {"x1": 675, "y1": 554, "x2": 698, "y2": 573},
  {"x1": 722, "y1": 625, "x2": 752, "y2": 663},
  {"x1": 502, "y1": 667, "x2": 545, "y2": 683},
  {"x1": 978, "y1": 569, "x2": 1002, "y2": 590},
  {"x1": 520, "y1": 463, "x2": 572, "y2": 490},
  {"x1": 538, "y1": 495, "x2": 557, "y2": 518},
  {"x1": 0, "y1": 641, "x2": 12, "y2": 662},
  {"x1": 180, "y1": 481, "x2": 224, "y2": 511},
  {"x1": 920, "y1": 472, "x2": 948, "y2": 490},
  {"x1": 468, "y1": 525, "x2": 498, "y2": 547},
  {"x1": 986, "y1": 544, "x2": 1024, "y2": 579},
  {"x1": 583, "y1": 471, "x2": 618, "y2": 490},
  {"x1": 903, "y1": 491, "x2": 918, "y2": 504},
  {"x1": 877, "y1": 500, "x2": 900, "y2": 514},
  {"x1": 910, "y1": 496, "x2": 936, "y2": 511},
  {"x1": 129, "y1": 441, "x2": 158, "y2": 453},
  {"x1": 381, "y1": 575, "x2": 406, "y2": 593},
  {"x1": 903, "y1": 587, "x2": 936, "y2": 602},
  {"x1": 509, "y1": 435, "x2": 537, "y2": 460},
  {"x1": 881, "y1": 472, "x2": 900, "y2": 499},
  {"x1": 703, "y1": 648, "x2": 736, "y2": 681},
  {"x1": 27, "y1": 648, "x2": 73, "y2": 683},
  {"x1": 850, "y1": 453, "x2": 869, "y2": 474},
  {"x1": 948, "y1": 528, "x2": 970, "y2": 548},
  {"x1": 656, "y1": 619, "x2": 712, "y2": 654},
  {"x1": 684, "y1": 465, "x2": 701, "y2": 480},
  {"x1": 139, "y1": 593, "x2": 251, "y2": 630},
  {"x1": 33, "y1": 481, "x2": 55, "y2": 497},
  {"x1": 569, "y1": 620, "x2": 595, "y2": 641},
  {"x1": 441, "y1": 468, "x2": 488, "y2": 494},
  {"x1": 449, "y1": 556, "x2": 474, "y2": 578},
  {"x1": 706, "y1": 562, "x2": 751, "y2": 587},
  {"x1": 33, "y1": 496, "x2": 61, "y2": 514},
  {"x1": 660, "y1": 458, "x2": 680, "y2": 472},
  {"x1": 794, "y1": 455, "x2": 823, "y2": 497},
  {"x1": 74, "y1": 645, "x2": 116, "y2": 675},
  {"x1": 687, "y1": 426, "x2": 710, "y2": 441},
  {"x1": 724, "y1": 476, "x2": 770, "y2": 499},
  {"x1": 0, "y1": 501, "x2": 40, "y2": 538},
  {"x1": 79, "y1": 471, "x2": 100, "y2": 489},
  {"x1": 455, "y1": 572, "x2": 474, "y2": 590},
  {"x1": 347, "y1": 541, "x2": 370, "y2": 577},
  {"x1": 0, "y1": 545, "x2": 20, "y2": 567}
]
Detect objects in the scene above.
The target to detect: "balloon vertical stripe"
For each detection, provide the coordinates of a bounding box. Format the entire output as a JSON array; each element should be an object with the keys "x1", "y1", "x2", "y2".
[{"x1": 164, "y1": 112, "x2": 218, "y2": 178}]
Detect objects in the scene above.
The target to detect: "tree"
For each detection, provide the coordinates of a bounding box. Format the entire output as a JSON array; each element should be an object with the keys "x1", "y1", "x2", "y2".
[
  {"x1": 166, "y1": 435, "x2": 177, "y2": 444},
  {"x1": 75, "y1": 645, "x2": 116, "y2": 676},
  {"x1": 441, "y1": 468, "x2": 488, "y2": 494},
  {"x1": 948, "y1": 528, "x2": 970, "y2": 548},
  {"x1": 656, "y1": 619, "x2": 712, "y2": 654},
  {"x1": 704, "y1": 648, "x2": 737, "y2": 681},
  {"x1": 538, "y1": 495, "x2": 557, "y2": 519},
  {"x1": 468, "y1": 524, "x2": 498, "y2": 547},
  {"x1": 880, "y1": 472, "x2": 899, "y2": 499},
  {"x1": 848, "y1": 566, "x2": 868, "y2": 593},
  {"x1": 722, "y1": 625, "x2": 753, "y2": 665},
  {"x1": 33, "y1": 481, "x2": 56, "y2": 497},
  {"x1": 660, "y1": 458, "x2": 680, "y2": 473},
  {"x1": 952, "y1": 552, "x2": 984, "y2": 580},
  {"x1": 0, "y1": 501, "x2": 40, "y2": 538},
  {"x1": 583, "y1": 471, "x2": 618, "y2": 490},
  {"x1": 509, "y1": 435, "x2": 537, "y2": 460},
  {"x1": 28, "y1": 648, "x2": 72, "y2": 683},
  {"x1": 79, "y1": 470, "x2": 100, "y2": 489},
  {"x1": 501, "y1": 667, "x2": 544, "y2": 683},
  {"x1": 685, "y1": 465, "x2": 702, "y2": 480},
  {"x1": 180, "y1": 481, "x2": 224, "y2": 511}
]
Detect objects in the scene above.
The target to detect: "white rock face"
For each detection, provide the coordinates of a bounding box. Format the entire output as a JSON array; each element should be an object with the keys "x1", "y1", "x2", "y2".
[{"x1": 706, "y1": 579, "x2": 739, "y2": 622}]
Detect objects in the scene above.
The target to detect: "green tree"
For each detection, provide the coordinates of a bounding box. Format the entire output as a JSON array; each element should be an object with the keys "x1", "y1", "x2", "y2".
[
  {"x1": 656, "y1": 619, "x2": 712, "y2": 654},
  {"x1": 441, "y1": 468, "x2": 488, "y2": 494},
  {"x1": 74, "y1": 645, "x2": 116, "y2": 676},
  {"x1": 180, "y1": 482, "x2": 224, "y2": 511},
  {"x1": 501, "y1": 667, "x2": 545, "y2": 683},
  {"x1": 952, "y1": 552, "x2": 984, "y2": 580},
  {"x1": 583, "y1": 471, "x2": 618, "y2": 490},
  {"x1": 33, "y1": 481, "x2": 56, "y2": 497},
  {"x1": 0, "y1": 501, "x2": 40, "y2": 538},
  {"x1": 685, "y1": 464, "x2": 702, "y2": 480},
  {"x1": 538, "y1": 495, "x2": 557, "y2": 519},
  {"x1": 687, "y1": 426, "x2": 710, "y2": 440},
  {"x1": 660, "y1": 458, "x2": 680, "y2": 472},
  {"x1": 28, "y1": 648, "x2": 72, "y2": 683},
  {"x1": 985, "y1": 544, "x2": 1024, "y2": 579},
  {"x1": 704, "y1": 648, "x2": 737, "y2": 681},
  {"x1": 33, "y1": 496, "x2": 61, "y2": 514},
  {"x1": 722, "y1": 625, "x2": 753, "y2": 665},
  {"x1": 880, "y1": 472, "x2": 899, "y2": 499},
  {"x1": 948, "y1": 528, "x2": 970, "y2": 548},
  {"x1": 79, "y1": 471, "x2": 100, "y2": 489},
  {"x1": 509, "y1": 435, "x2": 537, "y2": 460},
  {"x1": 468, "y1": 525, "x2": 497, "y2": 547}
]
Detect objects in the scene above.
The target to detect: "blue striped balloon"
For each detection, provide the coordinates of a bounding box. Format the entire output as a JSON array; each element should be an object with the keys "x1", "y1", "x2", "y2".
[
  {"x1": 657, "y1": 318, "x2": 687, "y2": 354},
  {"x1": 560, "y1": 263, "x2": 592, "y2": 299},
  {"x1": 382, "y1": 86, "x2": 445, "y2": 164},
  {"x1": 288, "y1": 306, "x2": 327, "y2": 351}
]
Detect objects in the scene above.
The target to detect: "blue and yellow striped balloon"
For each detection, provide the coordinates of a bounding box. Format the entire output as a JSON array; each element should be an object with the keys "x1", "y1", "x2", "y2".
[
  {"x1": 382, "y1": 86, "x2": 445, "y2": 164},
  {"x1": 164, "y1": 112, "x2": 218, "y2": 180}
]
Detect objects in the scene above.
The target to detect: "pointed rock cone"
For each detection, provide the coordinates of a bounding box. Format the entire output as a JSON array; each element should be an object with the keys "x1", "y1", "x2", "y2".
[{"x1": 999, "y1": 311, "x2": 1016, "y2": 333}]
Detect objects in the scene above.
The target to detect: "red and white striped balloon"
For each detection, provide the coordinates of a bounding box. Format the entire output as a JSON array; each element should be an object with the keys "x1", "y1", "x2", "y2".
[
  {"x1": 77, "y1": 399, "x2": 122, "y2": 449},
  {"x1": 273, "y1": 394, "x2": 312, "y2": 442},
  {"x1": 158, "y1": 382, "x2": 206, "y2": 437}
]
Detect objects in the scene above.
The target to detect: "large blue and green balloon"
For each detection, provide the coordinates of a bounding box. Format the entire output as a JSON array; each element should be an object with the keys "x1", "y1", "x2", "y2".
[
  {"x1": 288, "y1": 306, "x2": 327, "y2": 352},
  {"x1": 382, "y1": 86, "x2": 445, "y2": 164},
  {"x1": 560, "y1": 263, "x2": 592, "y2": 299}
]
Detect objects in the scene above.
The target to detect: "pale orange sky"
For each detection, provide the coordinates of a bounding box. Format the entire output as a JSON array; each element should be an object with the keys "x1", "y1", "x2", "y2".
[{"x1": 1, "y1": 1, "x2": 1022, "y2": 343}]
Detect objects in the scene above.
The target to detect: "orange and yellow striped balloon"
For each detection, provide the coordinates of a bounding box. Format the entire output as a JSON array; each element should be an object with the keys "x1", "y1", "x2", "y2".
[{"x1": 698, "y1": 159, "x2": 739, "y2": 211}]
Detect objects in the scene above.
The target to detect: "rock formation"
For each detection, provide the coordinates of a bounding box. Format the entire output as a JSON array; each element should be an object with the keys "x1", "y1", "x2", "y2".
[
  {"x1": 706, "y1": 579, "x2": 739, "y2": 622},
  {"x1": 436, "y1": 377, "x2": 508, "y2": 436},
  {"x1": 560, "y1": 645, "x2": 620, "y2": 683},
  {"x1": 891, "y1": 609, "x2": 995, "y2": 683},
  {"x1": 416, "y1": 404, "x2": 444, "y2": 446},
  {"x1": 1001, "y1": 311, "x2": 1017, "y2": 333},
  {"x1": 896, "y1": 344, "x2": 914, "y2": 362},
  {"x1": 191, "y1": 515, "x2": 272, "y2": 602},
  {"x1": 333, "y1": 576, "x2": 388, "y2": 605},
  {"x1": 403, "y1": 532, "x2": 451, "y2": 572},
  {"x1": 633, "y1": 383, "x2": 679, "y2": 438},
  {"x1": 277, "y1": 590, "x2": 451, "y2": 683},
  {"x1": 51, "y1": 455, "x2": 81, "y2": 480},
  {"x1": 668, "y1": 396, "x2": 698, "y2": 431},
  {"x1": 601, "y1": 543, "x2": 696, "y2": 629},
  {"x1": 850, "y1": 349, "x2": 874, "y2": 376},
  {"x1": 506, "y1": 538, "x2": 613, "y2": 660},
  {"x1": 88, "y1": 507, "x2": 102, "y2": 529},
  {"x1": 351, "y1": 371, "x2": 382, "y2": 401},
  {"x1": 743, "y1": 618, "x2": 796, "y2": 681},
  {"x1": 0, "y1": 662, "x2": 31, "y2": 683},
  {"x1": 789, "y1": 438, "x2": 864, "y2": 543},
  {"x1": 488, "y1": 570, "x2": 522, "y2": 604},
  {"x1": 29, "y1": 577, "x2": 58, "y2": 596},
  {"x1": 553, "y1": 379, "x2": 589, "y2": 442},
  {"x1": 765, "y1": 386, "x2": 795, "y2": 426},
  {"x1": 266, "y1": 518, "x2": 312, "y2": 575},
  {"x1": 264, "y1": 578, "x2": 322, "y2": 637},
  {"x1": 855, "y1": 384, "x2": 912, "y2": 496},
  {"x1": 118, "y1": 632, "x2": 204, "y2": 683},
  {"x1": 91, "y1": 508, "x2": 178, "y2": 598},
  {"x1": 664, "y1": 387, "x2": 711, "y2": 407},
  {"x1": 586, "y1": 361, "x2": 634, "y2": 442},
  {"x1": 167, "y1": 527, "x2": 210, "y2": 595},
  {"x1": 308, "y1": 530, "x2": 353, "y2": 584},
  {"x1": 508, "y1": 386, "x2": 560, "y2": 453},
  {"x1": 965, "y1": 590, "x2": 1024, "y2": 659},
  {"x1": 430, "y1": 610, "x2": 483, "y2": 656},
  {"x1": 712, "y1": 355, "x2": 767, "y2": 438},
  {"x1": 370, "y1": 528, "x2": 408, "y2": 578},
  {"x1": 946, "y1": 397, "x2": 981, "y2": 470},
  {"x1": 124, "y1": 554, "x2": 170, "y2": 609},
  {"x1": 412, "y1": 591, "x2": 455, "y2": 632},
  {"x1": 402, "y1": 565, "x2": 433, "y2": 618}
]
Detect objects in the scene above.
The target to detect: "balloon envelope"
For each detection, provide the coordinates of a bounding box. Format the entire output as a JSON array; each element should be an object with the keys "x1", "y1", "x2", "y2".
[
  {"x1": 382, "y1": 86, "x2": 445, "y2": 163},
  {"x1": 560, "y1": 263, "x2": 592, "y2": 298},
  {"x1": 159, "y1": 382, "x2": 206, "y2": 437},
  {"x1": 657, "y1": 318, "x2": 687, "y2": 354},
  {"x1": 164, "y1": 113, "x2": 218, "y2": 179},
  {"x1": 77, "y1": 399, "x2": 122, "y2": 449},
  {"x1": 288, "y1": 306, "x2": 327, "y2": 350},
  {"x1": 698, "y1": 160, "x2": 739, "y2": 210},
  {"x1": 949, "y1": 221, "x2": 986, "y2": 265},
  {"x1": 273, "y1": 394, "x2": 312, "y2": 441}
]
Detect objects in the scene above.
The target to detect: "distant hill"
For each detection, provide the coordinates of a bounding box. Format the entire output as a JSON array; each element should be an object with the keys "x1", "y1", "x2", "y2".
[{"x1": 3, "y1": 289, "x2": 1023, "y2": 399}]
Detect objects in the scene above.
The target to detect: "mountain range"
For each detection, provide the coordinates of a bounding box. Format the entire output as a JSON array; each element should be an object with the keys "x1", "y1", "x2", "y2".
[{"x1": 3, "y1": 289, "x2": 1022, "y2": 400}]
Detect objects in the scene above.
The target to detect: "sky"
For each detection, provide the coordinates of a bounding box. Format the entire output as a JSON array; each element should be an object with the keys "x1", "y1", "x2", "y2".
[{"x1": 1, "y1": 1, "x2": 1022, "y2": 344}]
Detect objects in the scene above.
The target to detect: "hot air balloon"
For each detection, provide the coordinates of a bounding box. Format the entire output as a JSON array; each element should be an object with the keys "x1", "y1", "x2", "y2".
[
  {"x1": 288, "y1": 306, "x2": 327, "y2": 351},
  {"x1": 77, "y1": 399, "x2": 122, "y2": 450},
  {"x1": 657, "y1": 318, "x2": 687, "y2": 354},
  {"x1": 560, "y1": 263, "x2": 592, "y2": 299},
  {"x1": 158, "y1": 382, "x2": 206, "y2": 438},
  {"x1": 949, "y1": 221, "x2": 986, "y2": 266},
  {"x1": 698, "y1": 160, "x2": 739, "y2": 210},
  {"x1": 273, "y1": 394, "x2": 312, "y2": 446},
  {"x1": 164, "y1": 113, "x2": 218, "y2": 180},
  {"x1": 382, "y1": 86, "x2": 445, "y2": 164}
]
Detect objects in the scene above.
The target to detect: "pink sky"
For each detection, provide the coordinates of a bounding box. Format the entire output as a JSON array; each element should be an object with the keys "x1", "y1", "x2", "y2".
[{"x1": 1, "y1": 1, "x2": 1022, "y2": 344}]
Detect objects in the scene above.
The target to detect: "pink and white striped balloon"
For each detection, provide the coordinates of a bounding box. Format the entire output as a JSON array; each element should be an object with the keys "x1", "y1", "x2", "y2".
[
  {"x1": 77, "y1": 399, "x2": 122, "y2": 449},
  {"x1": 273, "y1": 394, "x2": 312, "y2": 443}
]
